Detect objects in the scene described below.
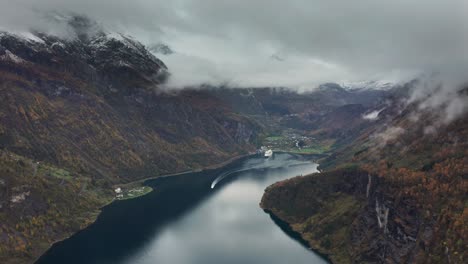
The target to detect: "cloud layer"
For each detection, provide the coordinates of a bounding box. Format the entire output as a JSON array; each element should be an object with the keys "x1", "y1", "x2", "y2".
[
  {"x1": 1, "y1": 0, "x2": 467, "y2": 89},
  {"x1": 409, "y1": 72, "x2": 468, "y2": 124}
]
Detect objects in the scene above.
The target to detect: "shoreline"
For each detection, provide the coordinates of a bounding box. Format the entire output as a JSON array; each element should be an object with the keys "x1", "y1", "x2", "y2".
[
  {"x1": 262, "y1": 209, "x2": 333, "y2": 263},
  {"x1": 34, "y1": 151, "x2": 256, "y2": 264},
  {"x1": 274, "y1": 151, "x2": 329, "y2": 159},
  {"x1": 116, "y1": 150, "x2": 324, "y2": 198},
  {"x1": 258, "y1": 157, "x2": 334, "y2": 264}
]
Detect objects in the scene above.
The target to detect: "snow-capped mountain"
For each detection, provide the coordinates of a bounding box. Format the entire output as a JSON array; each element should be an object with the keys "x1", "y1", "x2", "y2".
[
  {"x1": 0, "y1": 16, "x2": 169, "y2": 92},
  {"x1": 341, "y1": 80, "x2": 397, "y2": 91}
]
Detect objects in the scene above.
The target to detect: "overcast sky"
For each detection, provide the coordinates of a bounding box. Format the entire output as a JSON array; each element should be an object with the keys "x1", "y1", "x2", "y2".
[{"x1": 1, "y1": 0, "x2": 467, "y2": 89}]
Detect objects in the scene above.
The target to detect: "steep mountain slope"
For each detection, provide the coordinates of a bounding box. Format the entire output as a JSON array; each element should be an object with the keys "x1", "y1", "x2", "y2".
[
  {"x1": 0, "y1": 30, "x2": 259, "y2": 180},
  {"x1": 0, "y1": 30, "x2": 259, "y2": 263},
  {"x1": 261, "y1": 85, "x2": 468, "y2": 263}
]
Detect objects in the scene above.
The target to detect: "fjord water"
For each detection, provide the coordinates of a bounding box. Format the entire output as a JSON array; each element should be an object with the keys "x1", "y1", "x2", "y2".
[{"x1": 37, "y1": 153, "x2": 327, "y2": 264}]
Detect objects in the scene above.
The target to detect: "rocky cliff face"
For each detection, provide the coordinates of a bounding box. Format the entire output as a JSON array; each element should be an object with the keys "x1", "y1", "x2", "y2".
[{"x1": 261, "y1": 166, "x2": 461, "y2": 264}]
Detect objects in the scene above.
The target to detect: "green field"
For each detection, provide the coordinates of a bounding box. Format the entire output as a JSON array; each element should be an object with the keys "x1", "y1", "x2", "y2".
[{"x1": 116, "y1": 186, "x2": 153, "y2": 200}]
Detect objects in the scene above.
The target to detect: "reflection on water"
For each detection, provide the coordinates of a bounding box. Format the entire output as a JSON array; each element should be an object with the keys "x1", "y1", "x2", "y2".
[{"x1": 37, "y1": 153, "x2": 328, "y2": 264}]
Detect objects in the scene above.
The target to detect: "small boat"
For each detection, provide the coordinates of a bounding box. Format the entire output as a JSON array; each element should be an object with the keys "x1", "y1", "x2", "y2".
[{"x1": 264, "y1": 149, "x2": 273, "y2": 158}]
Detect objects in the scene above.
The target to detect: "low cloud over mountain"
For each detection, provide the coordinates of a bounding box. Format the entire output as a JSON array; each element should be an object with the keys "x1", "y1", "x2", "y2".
[{"x1": 1, "y1": 0, "x2": 467, "y2": 89}]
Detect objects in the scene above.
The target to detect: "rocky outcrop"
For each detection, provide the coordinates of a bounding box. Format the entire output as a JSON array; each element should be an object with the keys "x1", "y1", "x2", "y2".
[{"x1": 260, "y1": 168, "x2": 437, "y2": 264}]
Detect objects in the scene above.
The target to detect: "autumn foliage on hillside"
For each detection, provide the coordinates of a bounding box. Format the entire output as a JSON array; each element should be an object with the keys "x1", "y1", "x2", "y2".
[
  {"x1": 0, "y1": 150, "x2": 112, "y2": 264},
  {"x1": 355, "y1": 112, "x2": 468, "y2": 263}
]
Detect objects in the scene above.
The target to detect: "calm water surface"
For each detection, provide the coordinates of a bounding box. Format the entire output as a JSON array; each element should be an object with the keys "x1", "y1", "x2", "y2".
[{"x1": 37, "y1": 153, "x2": 328, "y2": 264}]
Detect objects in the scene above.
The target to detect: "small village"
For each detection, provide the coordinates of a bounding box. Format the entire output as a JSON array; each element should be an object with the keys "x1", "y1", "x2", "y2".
[
  {"x1": 261, "y1": 130, "x2": 330, "y2": 154},
  {"x1": 114, "y1": 186, "x2": 153, "y2": 200}
]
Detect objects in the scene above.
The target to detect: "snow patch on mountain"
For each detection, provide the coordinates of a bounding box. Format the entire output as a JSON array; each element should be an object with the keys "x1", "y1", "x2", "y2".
[
  {"x1": 341, "y1": 80, "x2": 396, "y2": 91},
  {"x1": 18, "y1": 32, "x2": 45, "y2": 44},
  {"x1": 0, "y1": 50, "x2": 26, "y2": 64}
]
